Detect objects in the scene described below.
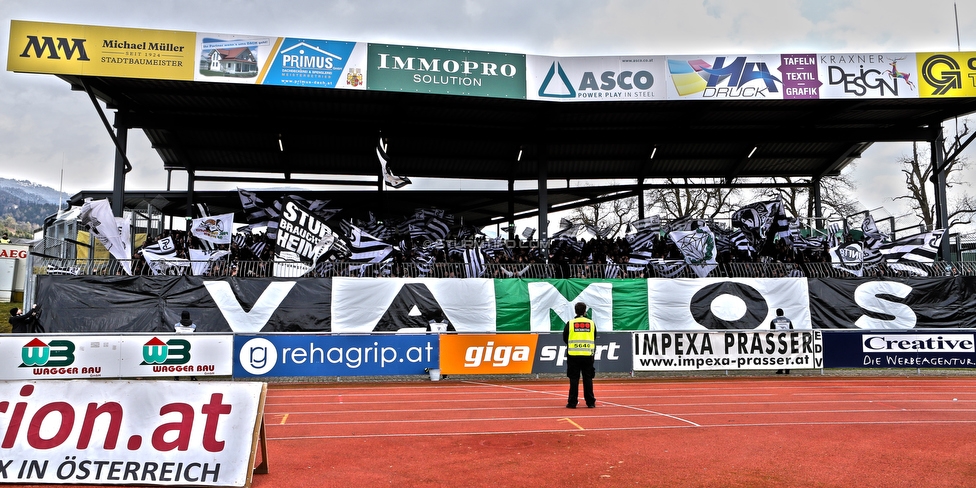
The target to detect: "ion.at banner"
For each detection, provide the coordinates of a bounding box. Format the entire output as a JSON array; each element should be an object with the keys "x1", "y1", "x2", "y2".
[
  {"x1": 233, "y1": 334, "x2": 438, "y2": 377},
  {"x1": 822, "y1": 330, "x2": 976, "y2": 368},
  {"x1": 634, "y1": 330, "x2": 823, "y2": 371}
]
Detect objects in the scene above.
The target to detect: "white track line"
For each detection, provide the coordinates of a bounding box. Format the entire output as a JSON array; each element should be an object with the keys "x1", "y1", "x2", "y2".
[{"x1": 461, "y1": 380, "x2": 701, "y2": 427}]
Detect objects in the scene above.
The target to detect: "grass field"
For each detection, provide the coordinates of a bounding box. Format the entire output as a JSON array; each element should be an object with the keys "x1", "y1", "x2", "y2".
[{"x1": 0, "y1": 301, "x2": 21, "y2": 333}]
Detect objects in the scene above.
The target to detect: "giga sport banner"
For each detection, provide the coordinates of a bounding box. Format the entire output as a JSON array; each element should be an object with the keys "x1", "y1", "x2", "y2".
[{"x1": 35, "y1": 275, "x2": 976, "y2": 332}]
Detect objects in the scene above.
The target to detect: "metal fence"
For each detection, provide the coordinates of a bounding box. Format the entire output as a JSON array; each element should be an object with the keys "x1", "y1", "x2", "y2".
[{"x1": 34, "y1": 257, "x2": 976, "y2": 279}]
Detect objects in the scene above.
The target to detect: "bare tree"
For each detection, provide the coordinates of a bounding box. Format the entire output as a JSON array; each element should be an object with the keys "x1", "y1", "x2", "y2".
[
  {"x1": 569, "y1": 194, "x2": 639, "y2": 239},
  {"x1": 760, "y1": 172, "x2": 860, "y2": 225},
  {"x1": 644, "y1": 178, "x2": 742, "y2": 220},
  {"x1": 894, "y1": 121, "x2": 975, "y2": 230}
]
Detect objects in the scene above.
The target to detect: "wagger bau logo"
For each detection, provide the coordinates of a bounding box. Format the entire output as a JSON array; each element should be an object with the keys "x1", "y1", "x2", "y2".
[
  {"x1": 20, "y1": 338, "x2": 75, "y2": 367},
  {"x1": 141, "y1": 337, "x2": 192, "y2": 365}
]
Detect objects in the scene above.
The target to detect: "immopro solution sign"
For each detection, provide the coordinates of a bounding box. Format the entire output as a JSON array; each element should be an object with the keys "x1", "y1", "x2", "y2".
[{"x1": 366, "y1": 43, "x2": 526, "y2": 98}]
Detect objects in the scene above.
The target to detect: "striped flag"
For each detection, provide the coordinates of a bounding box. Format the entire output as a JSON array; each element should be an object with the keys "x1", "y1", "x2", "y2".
[
  {"x1": 189, "y1": 248, "x2": 231, "y2": 276},
  {"x1": 46, "y1": 265, "x2": 80, "y2": 276},
  {"x1": 604, "y1": 257, "x2": 620, "y2": 279},
  {"x1": 651, "y1": 259, "x2": 687, "y2": 278},
  {"x1": 862, "y1": 214, "x2": 887, "y2": 250},
  {"x1": 377, "y1": 137, "x2": 412, "y2": 189},
  {"x1": 341, "y1": 221, "x2": 393, "y2": 264},
  {"x1": 626, "y1": 215, "x2": 661, "y2": 251},
  {"x1": 878, "y1": 229, "x2": 944, "y2": 263},
  {"x1": 463, "y1": 248, "x2": 486, "y2": 278}
]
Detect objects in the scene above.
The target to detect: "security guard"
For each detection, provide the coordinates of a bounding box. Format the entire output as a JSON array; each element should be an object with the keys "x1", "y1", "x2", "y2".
[
  {"x1": 770, "y1": 308, "x2": 794, "y2": 374},
  {"x1": 563, "y1": 302, "x2": 597, "y2": 408}
]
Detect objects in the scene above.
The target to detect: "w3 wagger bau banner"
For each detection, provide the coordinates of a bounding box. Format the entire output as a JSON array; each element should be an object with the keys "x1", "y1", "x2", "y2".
[{"x1": 0, "y1": 380, "x2": 266, "y2": 486}]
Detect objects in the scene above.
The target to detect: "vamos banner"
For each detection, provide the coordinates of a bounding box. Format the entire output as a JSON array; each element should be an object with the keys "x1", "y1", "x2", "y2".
[
  {"x1": 647, "y1": 278, "x2": 811, "y2": 330},
  {"x1": 807, "y1": 277, "x2": 976, "y2": 329},
  {"x1": 0, "y1": 380, "x2": 266, "y2": 486},
  {"x1": 822, "y1": 330, "x2": 976, "y2": 368},
  {"x1": 633, "y1": 330, "x2": 823, "y2": 371}
]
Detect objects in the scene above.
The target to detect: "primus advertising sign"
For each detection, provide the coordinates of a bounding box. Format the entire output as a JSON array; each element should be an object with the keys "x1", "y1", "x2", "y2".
[
  {"x1": 366, "y1": 43, "x2": 526, "y2": 98},
  {"x1": 633, "y1": 331, "x2": 823, "y2": 371}
]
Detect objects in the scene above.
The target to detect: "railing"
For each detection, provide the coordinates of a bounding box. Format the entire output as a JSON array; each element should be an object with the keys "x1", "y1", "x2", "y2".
[{"x1": 33, "y1": 257, "x2": 976, "y2": 279}]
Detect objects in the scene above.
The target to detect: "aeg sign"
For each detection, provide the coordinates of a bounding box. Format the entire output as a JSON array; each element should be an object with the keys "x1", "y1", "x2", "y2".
[{"x1": 440, "y1": 334, "x2": 538, "y2": 374}]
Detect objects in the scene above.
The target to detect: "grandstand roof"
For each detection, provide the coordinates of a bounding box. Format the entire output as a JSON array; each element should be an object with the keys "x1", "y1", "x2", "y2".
[{"x1": 52, "y1": 72, "x2": 976, "y2": 229}]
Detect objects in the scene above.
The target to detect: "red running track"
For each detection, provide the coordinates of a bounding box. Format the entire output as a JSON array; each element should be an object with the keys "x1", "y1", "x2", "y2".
[{"x1": 253, "y1": 376, "x2": 976, "y2": 487}]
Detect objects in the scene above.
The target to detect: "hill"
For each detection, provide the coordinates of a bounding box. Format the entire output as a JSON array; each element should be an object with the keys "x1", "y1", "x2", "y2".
[{"x1": 0, "y1": 179, "x2": 63, "y2": 237}]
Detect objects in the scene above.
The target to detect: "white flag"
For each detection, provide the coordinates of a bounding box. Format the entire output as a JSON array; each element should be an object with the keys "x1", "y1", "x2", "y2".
[
  {"x1": 190, "y1": 213, "x2": 234, "y2": 244},
  {"x1": 189, "y1": 248, "x2": 232, "y2": 276},
  {"x1": 79, "y1": 199, "x2": 132, "y2": 275}
]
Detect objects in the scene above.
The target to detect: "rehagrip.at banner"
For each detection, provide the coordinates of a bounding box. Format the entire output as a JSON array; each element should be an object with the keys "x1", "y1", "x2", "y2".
[
  {"x1": 0, "y1": 380, "x2": 266, "y2": 486},
  {"x1": 634, "y1": 331, "x2": 823, "y2": 371}
]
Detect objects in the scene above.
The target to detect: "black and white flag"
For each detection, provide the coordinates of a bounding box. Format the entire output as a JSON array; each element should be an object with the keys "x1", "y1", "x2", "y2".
[{"x1": 78, "y1": 199, "x2": 133, "y2": 275}]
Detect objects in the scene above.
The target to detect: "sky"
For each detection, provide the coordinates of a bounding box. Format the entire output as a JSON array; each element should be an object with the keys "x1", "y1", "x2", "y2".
[{"x1": 1, "y1": 0, "x2": 975, "y2": 231}]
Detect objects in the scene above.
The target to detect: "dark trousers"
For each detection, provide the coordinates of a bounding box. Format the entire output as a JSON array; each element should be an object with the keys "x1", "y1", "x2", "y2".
[{"x1": 567, "y1": 355, "x2": 596, "y2": 406}]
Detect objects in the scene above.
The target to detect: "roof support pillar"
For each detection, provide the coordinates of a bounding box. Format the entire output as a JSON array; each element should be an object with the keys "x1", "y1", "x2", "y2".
[
  {"x1": 637, "y1": 178, "x2": 645, "y2": 220},
  {"x1": 931, "y1": 131, "x2": 950, "y2": 259},
  {"x1": 111, "y1": 111, "x2": 128, "y2": 217},
  {"x1": 507, "y1": 178, "x2": 516, "y2": 240},
  {"x1": 810, "y1": 177, "x2": 823, "y2": 231},
  {"x1": 186, "y1": 170, "x2": 195, "y2": 225},
  {"x1": 537, "y1": 144, "x2": 549, "y2": 259}
]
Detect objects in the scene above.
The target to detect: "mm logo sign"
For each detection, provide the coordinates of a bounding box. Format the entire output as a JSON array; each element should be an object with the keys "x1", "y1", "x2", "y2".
[
  {"x1": 8, "y1": 20, "x2": 196, "y2": 79},
  {"x1": 20, "y1": 339, "x2": 75, "y2": 367},
  {"x1": 19, "y1": 36, "x2": 89, "y2": 61},
  {"x1": 141, "y1": 337, "x2": 192, "y2": 365}
]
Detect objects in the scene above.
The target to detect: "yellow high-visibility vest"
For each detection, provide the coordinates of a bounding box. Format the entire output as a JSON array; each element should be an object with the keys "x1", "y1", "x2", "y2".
[{"x1": 567, "y1": 317, "x2": 596, "y2": 356}]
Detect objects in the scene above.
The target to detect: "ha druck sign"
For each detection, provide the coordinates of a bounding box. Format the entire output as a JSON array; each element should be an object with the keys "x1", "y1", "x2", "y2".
[{"x1": 0, "y1": 380, "x2": 267, "y2": 486}]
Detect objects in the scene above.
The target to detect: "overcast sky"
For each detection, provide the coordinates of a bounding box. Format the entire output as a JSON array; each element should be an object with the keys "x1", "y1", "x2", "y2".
[{"x1": 2, "y1": 0, "x2": 975, "y2": 226}]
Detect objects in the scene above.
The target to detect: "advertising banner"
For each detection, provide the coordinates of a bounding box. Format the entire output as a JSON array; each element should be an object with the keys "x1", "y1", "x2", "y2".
[
  {"x1": 263, "y1": 38, "x2": 367, "y2": 89},
  {"x1": 120, "y1": 335, "x2": 234, "y2": 378},
  {"x1": 440, "y1": 334, "x2": 538, "y2": 375},
  {"x1": 665, "y1": 54, "x2": 785, "y2": 100},
  {"x1": 647, "y1": 278, "x2": 811, "y2": 330},
  {"x1": 233, "y1": 334, "x2": 438, "y2": 377},
  {"x1": 818, "y1": 52, "x2": 918, "y2": 99},
  {"x1": 0, "y1": 380, "x2": 265, "y2": 486},
  {"x1": 366, "y1": 43, "x2": 526, "y2": 98},
  {"x1": 331, "y1": 277, "x2": 495, "y2": 332},
  {"x1": 193, "y1": 32, "x2": 274, "y2": 84},
  {"x1": 526, "y1": 55, "x2": 666, "y2": 102},
  {"x1": 0, "y1": 335, "x2": 121, "y2": 380},
  {"x1": 807, "y1": 277, "x2": 976, "y2": 329},
  {"x1": 633, "y1": 330, "x2": 823, "y2": 371},
  {"x1": 531, "y1": 332, "x2": 633, "y2": 373},
  {"x1": 822, "y1": 330, "x2": 976, "y2": 368},
  {"x1": 916, "y1": 52, "x2": 976, "y2": 98},
  {"x1": 778, "y1": 53, "x2": 822, "y2": 99},
  {"x1": 8, "y1": 20, "x2": 196, "y2": 80}
]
